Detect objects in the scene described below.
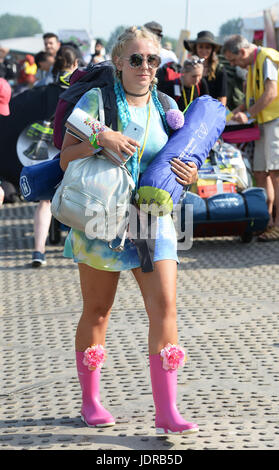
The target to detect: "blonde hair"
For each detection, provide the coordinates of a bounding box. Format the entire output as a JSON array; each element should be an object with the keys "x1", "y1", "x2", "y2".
[{"x1": 111, "y1": 26, "x2": 161, "y2": 65}]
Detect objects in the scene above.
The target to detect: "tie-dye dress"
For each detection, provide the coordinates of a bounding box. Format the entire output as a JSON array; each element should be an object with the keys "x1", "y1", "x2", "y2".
[{"x1": 63, "y1": 88, "x2": 179, "y2": 271}]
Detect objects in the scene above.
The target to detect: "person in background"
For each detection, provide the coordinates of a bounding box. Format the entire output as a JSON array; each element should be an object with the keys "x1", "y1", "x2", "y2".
[
  {"x1": 0, "y1": 47, "x2": 17, "y2": 82},
  {"x1": 164, "y1": 41, "x2": 173, "y2": 51},
  {"x1": 32, "y1": 46, "x2": 79, "y2": 267},
  {"x1": 158, "y1": 55, "x2": 209, "y2": 111},
  {"x1": 17, "y1": 54, "x2": 37, "y2": 92},
  {"x1": 34, "y1": 51, "x2": 55, "y2": 87},
  {"x1": 144, "y1": 21, "x2": 178, "y2": 67},
  {"x1": 223, "y1": 34, "x2": 279, "y2": 241},
  {"x1": 184, "y1": 30, "x2": 227, "y2": 106},
  {"x1": 36, "y1": 33, "x2": 61, "y2": 85},
  {"x1": 43, "y1": 33, "x2": 61, "y2": 58},
  {"x1": 218, "y1": 53, "x2": 246, "y2": 111},
  {"x1": 90, "y1": 39, "x2": 105, "y2": 64},
  {"x1": 51, "y1": 45, "x2": 79, "y2": 85},
  {"x1": 0, "y1": 77, "x2": 12, "y2": 206}
]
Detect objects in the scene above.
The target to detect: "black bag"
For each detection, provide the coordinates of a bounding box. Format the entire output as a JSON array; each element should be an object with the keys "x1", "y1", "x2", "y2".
[{"x1": 53, "y1": 60, "x2": 172, "y2": 149}]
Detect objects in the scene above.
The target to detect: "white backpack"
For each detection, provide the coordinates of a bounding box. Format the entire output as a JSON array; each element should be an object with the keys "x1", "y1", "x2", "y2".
[{"x1": 51, "y1": 89, "x2": 135, "y2": 251}]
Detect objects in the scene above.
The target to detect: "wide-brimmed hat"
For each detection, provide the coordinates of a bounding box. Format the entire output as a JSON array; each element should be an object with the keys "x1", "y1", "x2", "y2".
[{"x1": 184, "y1": 31, "x2": 221, "y2": 53}]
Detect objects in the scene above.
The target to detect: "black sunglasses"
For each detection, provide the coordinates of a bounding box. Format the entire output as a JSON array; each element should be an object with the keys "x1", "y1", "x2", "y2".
[{"x1": 123, "y1": 53, "x2": 161, "y2": 69}]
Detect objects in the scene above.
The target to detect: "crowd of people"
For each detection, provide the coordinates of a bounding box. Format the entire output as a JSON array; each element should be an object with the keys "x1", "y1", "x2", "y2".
[
  {"x1": 0, "y1": 22, "x2": 278, "y2": 251},
  {"x1": 0, "y1": 23, "x2": 278, "y2": 244},
  {"x1": 0, "y1": 19, "x2": 279, "y2": 436}
]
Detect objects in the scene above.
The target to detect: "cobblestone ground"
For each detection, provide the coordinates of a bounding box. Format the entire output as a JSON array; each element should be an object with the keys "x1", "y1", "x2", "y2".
[{"x1": 0, "y1": 202, "x2": 279, "y2": 450}]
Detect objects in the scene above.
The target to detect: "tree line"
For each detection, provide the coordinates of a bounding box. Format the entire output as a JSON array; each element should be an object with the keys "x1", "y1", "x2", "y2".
[{"x1": 0, "y1": 13, "x2": 242, "y2": 46}]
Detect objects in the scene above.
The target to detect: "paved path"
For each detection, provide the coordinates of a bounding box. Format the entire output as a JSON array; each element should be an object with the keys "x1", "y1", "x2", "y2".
[{"x1": 1, "y1": 202, "x2": 279, "y2": 450}]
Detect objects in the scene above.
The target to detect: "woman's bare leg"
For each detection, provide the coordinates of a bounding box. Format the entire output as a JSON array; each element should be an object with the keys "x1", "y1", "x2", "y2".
[
  {"x1": 75, "y1": 263, "x2": 120, "y2": 351},
  {"x1": 132, "y1": 260, "x2": 177, "y2": 354},
  {"x1": 133, "y1": 259, "x2": 198, "y2": 434},
  {"x1": 254, "y1": 172, "x2": 274, "y2": 226},
  {"x1": 34, "y1": 200, "x2": 52, "y2": 252}
]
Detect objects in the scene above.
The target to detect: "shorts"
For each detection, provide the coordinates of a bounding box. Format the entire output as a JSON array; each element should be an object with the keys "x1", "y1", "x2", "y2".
[
  {"x1": 64, "y1": 213, "x2": 179, "y2": 272},
  {"x1": 253, "y1": 118, "x2": 279, "y2": 172}
]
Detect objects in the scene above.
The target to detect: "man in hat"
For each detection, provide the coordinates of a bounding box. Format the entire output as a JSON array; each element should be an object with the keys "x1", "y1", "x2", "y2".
[
  {"x1": 90, "y1": 39, "x2": 105, "y2": 64},
  {"x1": 223, "y1": 34, "x2": 279, "y2": 241},
  {"x1": 144, "y1": 21, "x2": 178, "y2": 67}
]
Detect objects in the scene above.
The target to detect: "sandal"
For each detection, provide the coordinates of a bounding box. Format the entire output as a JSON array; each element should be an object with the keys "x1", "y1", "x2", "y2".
[{"x1": 258, "y1": 226, "x2": 279, "y2": 242}]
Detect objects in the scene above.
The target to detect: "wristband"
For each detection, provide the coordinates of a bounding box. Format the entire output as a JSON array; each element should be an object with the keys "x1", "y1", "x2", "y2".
[
  {"x1": 96, "y1": 131, "x2": 103, "y2": 147},
  {"x1": 89, "y1": 133, "x2": 99, "y2": 149}
]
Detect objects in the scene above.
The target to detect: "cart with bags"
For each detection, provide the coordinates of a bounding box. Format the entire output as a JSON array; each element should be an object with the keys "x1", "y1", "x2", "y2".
[{"x1": 180, "y1": 130, "x2": 269, "y2": 243}]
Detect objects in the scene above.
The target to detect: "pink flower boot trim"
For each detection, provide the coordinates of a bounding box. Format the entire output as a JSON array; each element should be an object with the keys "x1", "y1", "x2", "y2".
[
  {"x1": 149, "y1": 350, "x2": 198, "y2": 435},
  {"x1": 83, "y1": 344, "x2": 106, "y2": 371},
  {"x1": 160, "y1": 343, "x2": 186, "y2": 370},
  {"x1": 76, "y1": 350, "x2": 115, "y2": 427}
]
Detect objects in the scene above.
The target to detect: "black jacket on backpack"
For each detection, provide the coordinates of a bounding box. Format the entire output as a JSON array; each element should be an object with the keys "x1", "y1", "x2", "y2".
[{"x1": 54, "y1": 60, "x2": 173, "y2": 149}]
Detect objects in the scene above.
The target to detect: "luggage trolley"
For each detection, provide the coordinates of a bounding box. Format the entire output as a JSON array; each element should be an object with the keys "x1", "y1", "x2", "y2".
[{"x1": 180, "y1": 123, "x2": 269, "y2": 243}]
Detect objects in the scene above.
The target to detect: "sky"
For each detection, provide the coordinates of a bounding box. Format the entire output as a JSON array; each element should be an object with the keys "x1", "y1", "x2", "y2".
[{"x1": 0, "y1": 0, "x2": 276, "y2": 40}]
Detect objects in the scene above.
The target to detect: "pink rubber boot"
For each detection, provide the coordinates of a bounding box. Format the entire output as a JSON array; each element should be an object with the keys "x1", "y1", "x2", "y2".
[
  {"x1": 149, "y1": 345, "x2": 199, "y2": 435},
  {"x1": 76, "y1": 348, "x2": 115, "y2": 427}
]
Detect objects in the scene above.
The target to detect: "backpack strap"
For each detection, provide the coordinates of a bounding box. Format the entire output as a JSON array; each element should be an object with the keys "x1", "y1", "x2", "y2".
[
  {"x1": 157, "y1": 90, "x2": 172, "y2": 113},
  {"x1": 101, "y1": 85, "x2": 118, "y2": 131}
]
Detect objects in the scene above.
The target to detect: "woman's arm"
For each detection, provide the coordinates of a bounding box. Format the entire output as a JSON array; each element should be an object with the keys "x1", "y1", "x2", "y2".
[
  {"x1": 216, "y1": 67, "x2": 227, "y2": 107},
  {"x1": 171, "y1": 159, "x2": 198, "y2": 185},
  {"x1": 60, "y1": 129, "x2": 140, "y2": 172},
  {"x1": 218, "y1": 96, "x2": 227, "y2": 106},
  {"x1": 60, "y1": 132, "x2": 94, "y2": 171}
]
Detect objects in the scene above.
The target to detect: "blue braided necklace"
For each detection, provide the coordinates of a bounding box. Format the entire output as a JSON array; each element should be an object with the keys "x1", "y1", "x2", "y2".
[{"x1": 113, "y1": 79, "x2": 169, "y2": 185}]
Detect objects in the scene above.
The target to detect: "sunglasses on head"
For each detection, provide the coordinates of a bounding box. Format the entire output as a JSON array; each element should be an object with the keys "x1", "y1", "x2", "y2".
[
  {"x1": 184, "y1": 58, "x2": 205, "y2": 66},
  {"x1": 123, "y1": 53, "x2": 161, "y2": 69}
]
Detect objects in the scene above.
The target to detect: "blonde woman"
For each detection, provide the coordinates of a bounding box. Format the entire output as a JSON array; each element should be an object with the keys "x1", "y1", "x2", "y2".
[{"x1": 60, "y1": 26, "x2": 199, "y2": 435}]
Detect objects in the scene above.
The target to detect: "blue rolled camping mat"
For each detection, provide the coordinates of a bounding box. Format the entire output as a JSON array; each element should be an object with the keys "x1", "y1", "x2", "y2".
[{"x1": 135, "y1": 95, "x2": 226, "y2": 216}]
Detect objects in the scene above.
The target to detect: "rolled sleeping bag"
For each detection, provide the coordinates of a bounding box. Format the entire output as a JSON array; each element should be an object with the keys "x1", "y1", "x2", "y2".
[
  {"x1": 180, "y1": 191, "x2": 207, "y2": 233},
  {"x1": 135, "y1": 95, "x2": 226, "y2": 216},
  {"x1": 181, "y1": 191, "x2": 207, "y2": 221},
  {"x1": 207, "y1": 192, "x2": 246, "y2": 220},
  {"x1": 242, "y1": 187, "x2": 269, "y2": 232}
]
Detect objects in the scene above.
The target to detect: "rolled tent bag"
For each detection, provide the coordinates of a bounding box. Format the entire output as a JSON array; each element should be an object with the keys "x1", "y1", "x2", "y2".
[{"x1": 135, "y1": 95, "x2": 226, "y2": 216}]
